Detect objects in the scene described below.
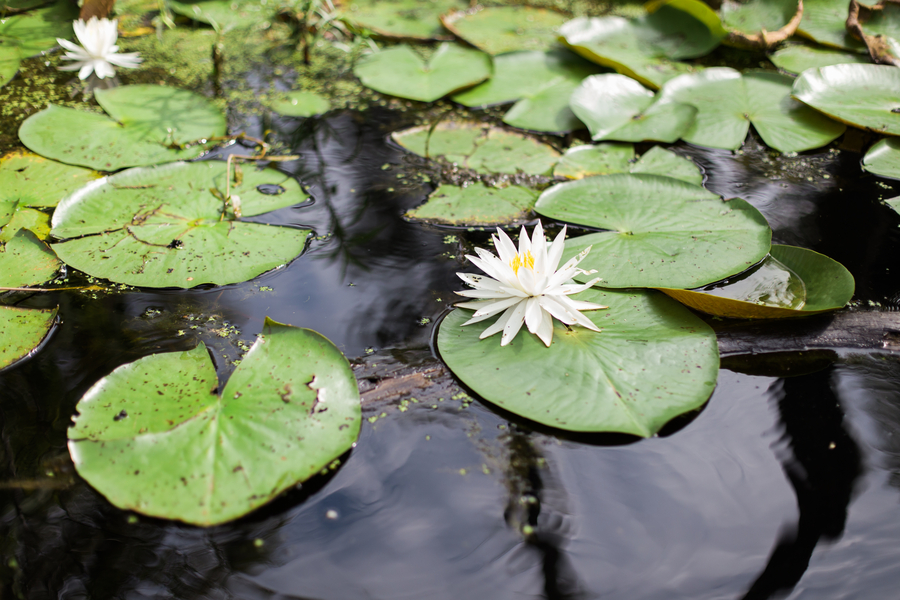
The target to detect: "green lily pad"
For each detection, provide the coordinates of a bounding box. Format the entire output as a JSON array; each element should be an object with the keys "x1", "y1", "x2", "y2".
[
  {"x1": 169, "y1": 0, "x2": 275, "y2": 32},
  {"x1": 405, "y1": 183, "x2": 538, "y2": 226},
  {"x1": 720, "y1": 0, "x2": 799, "y2": 35},
  {"x1": 438, "y1": 287, "x2": 718, "y2": 436},
  {"x1": 863, "y1": 137, "x2": 900, "y2": 179},
  {"x1": 50, "y1": 161, "x2": 311, "y2": 288},
  {"x1": 68, "y1": 318, "x2": 361, "y2": 526},
  {"x1": 553, "y1": 143, "x2": 703, "y2": 185},
  {"x1": 793, "y1": 64, "x2": 900, "y2": 135},
  {"x1": 500, "y1": 79, "x2": 588, "y2": 133},
  {"x1": 798, "y1": 0, "x2": 867, "y2": 50},
  {"x1": 0, "y1": 1, "x2": 76, "y2": 87},
  {"x1": 660, "y1": 245, "x2": 854, "y2": 318},
  {"x1": 0, "y1": 305, "x2": 57, "y2": 370},
  {"x1": 0, "y1": 229, "x2": 61, "y2": 287},
  {"x1": 19, "y1": 85, "x2": 226, "y2": 171},
  {"x1": 440, "y1": 5, "x2": 569, "y2": 55},
  {"x1": 658, "y1": 68, "x2": 846, "y2": 152},
  {"x1": 353, "y1": 43, "x2": 491, "y2": 102},
  {"x1": 337, "y1": 0, "x2": 464, "y2": 40},
  {"x1": 559, "y1": 4, "x2": 724, "y2": 90},
  {"x1": 0, "y1": 151, "x2": 101, "y2": 207},
  {"x1": 885, "y1": 195, "x2": 900, "y2": 213},
  {"x1": 0, "y1": 205, "x2": 50, "y2": 241},
  {"x1": 451, "y1": 49, "x2": 601, "y2": 107},
  {"x1": 569, "y1": 73, "x2": 698, "y2": 143},
  {"x1": 392, "y1": 121, "x2": 560, "y2": 176},
  {"x1": 270, "y1": 91, "x2": 331, "y2": 117},
  {"x1": 769, "y1": 42, "x2": 871, "y2": 74},
  {"x1": 535, "y1": 173, "x2": 772, "y2": 289}
]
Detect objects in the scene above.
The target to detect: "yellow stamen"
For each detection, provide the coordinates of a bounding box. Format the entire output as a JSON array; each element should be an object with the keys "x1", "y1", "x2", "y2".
[{"x1": 510, "y1": 251, "x2": 534, "y2": 275}]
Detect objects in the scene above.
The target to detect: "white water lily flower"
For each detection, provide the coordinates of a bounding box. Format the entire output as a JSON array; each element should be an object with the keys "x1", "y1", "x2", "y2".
[
  {"x1": 455, "y1": 221, "x2": 608, "y2": 347},
  {"x1": 57, "y1": 17, "x2": 142, "y2": 80}
]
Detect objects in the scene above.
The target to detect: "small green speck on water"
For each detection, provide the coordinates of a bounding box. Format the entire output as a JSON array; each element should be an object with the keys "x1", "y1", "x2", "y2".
[
  {"x1": 254, "y1": 538, "x2": 264, "y2": 547},
  {"x1": 459, "y1": 468, "x2": 467, "y2": 475}
]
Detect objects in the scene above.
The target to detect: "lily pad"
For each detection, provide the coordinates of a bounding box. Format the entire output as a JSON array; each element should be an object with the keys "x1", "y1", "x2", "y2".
[
  {"x1": 769, "y1": 42, "x2": 871, "y2": 74},
  {"x1": 553, "y1": 144, "x2": 703, "y2": 185},
  {"x1": 0, "y1": 1, "x2": 76, "y2": 87},
  {"x1": 658, "y1": 68, "x2": 846, "y2": 152},
  {"x1": 720, "y1": 0, "x2": 799, "y2": 34},
  {"x1": 863, "y1": 137, "x2": 900, "y2": 179},
  {"x1": 569, "y1": 73, "x2": 698, "y2": 143},
  {"x1": 0, "y1": 205, "x2": 50, "y2": 241},
  {"x1": 19, "y1": 85, "x2": 226, "y2": 171},
  {"x1": 0, "y1": 305, "x2": 57, "y2": 370},
  {"x1": 440, "y1": 6, "x2": 569, "y2": 55},
  {"x1": 798, "y1": 0, "x2": 868, "y2": 50},
  {"x1": 0, "y1": 229, "x2": 61, "y2": 287},
  {"x1": 438, "y1": 287, "x2": 719, "y2": 436},
  {"x1": 270, "y1": 91, "x2": 331, "y2": 117},
  {"x1": 68, "y1": 318, "x2": 361, "y2": 526},
  {"x1": 451, "y1": 48, "x2": 601, "y2": 108},
  {"x1": 392, "y1": 122, "x2": 560, "y2": 176},
  {"x1": 0, "y1": 151, "x2": 101, "y2": 207},
  {"x1": 535, "y1": 173, "x2": 772, "y2": 289},
  {"x1": 353, "y1": 43, "x2": 491, "y2": 102},
  {"x1": 50, "y1": 161, "x2": 311, "y2": 288},
  {"x1": 405, "y1": 183, "x2": 538, "y2": 226},
  {"x1": 559, "y1": 4, "x2": 724, "y2": 89},
  {"x1": 660, "y1": 245, "x2": 854, "y2": 318},
  {"x1": 793, "y1": 64, "x2": 900, "y2": 135},
  {"x1": 169, "y1": 0, "x2": 274, "y2": 32},
  {"x1": 500, "y1": 79, "x2": 588, "y2": 133},
  {"x1": 337, "y1": 0, "x2": 464, "y2": 40}
]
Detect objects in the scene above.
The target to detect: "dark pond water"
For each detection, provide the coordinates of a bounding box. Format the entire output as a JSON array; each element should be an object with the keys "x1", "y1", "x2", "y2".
[{"x1": 4, "y1": 106, "x2": 900, "y2": 599}]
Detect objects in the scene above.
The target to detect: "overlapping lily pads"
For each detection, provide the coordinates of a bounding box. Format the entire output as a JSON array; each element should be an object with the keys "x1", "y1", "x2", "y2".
[
  {"x1": 68, "y1": 318, "x2": 361, "y2": 526},
  {"x1": 0, "y1": 305, "x2": 57, "y2": 370},
  {"x1": 353, "y1": 43, "x2": 491, "y2": 102},
  {"x1": 798, "y1": 0, "x2": 868, "y2": 49},
  {"x1": 536, "y1": 173, "x2": 772, "y2": 289},
  {"x1": 1, "y1": 151, "x2": 101, "y2": 207},
  {"x1": 337, "y1": 0, "x2": 464, "y2": 40},
  {"x1": 863, "y1": 137, "x2": 900, "y2": 179},
  {"x1": 19, "y1": 85, "x2": 226, "y2": 171},
  {"x1": 51, "y1": 161, "x2": 311, "y2": 288},
  {"x1": 440, "y1": 6, "x2": 569, "y2": 55},
  {"x1": 660, "y1": 245, "x2": 854, "y2": 318},
  {"x1": 769, "y1": 42, "x2": 870, "y2": 74},
  {"x1": 553, "y1": 144, "x2": 703, "y2": 185},
  {"x1": 0, "y1": 229, "x2": 61, "y2": 287},
  {"x1": 406, "y1": 184, "x2": 537, "y2": 226},
  {"x1": 658, "y1": 68, "x2": 846, "y2": 152},
  {"x1": 392, "y1": 121, "x2": 560, "y2": 175},
  {"x1": 438, "y1": 287, "x2": 719, "y2": 436},
  {"x1": 0, "y1": 0, "x2": 76, "y2": 87},
  {"x1": 570, "y1": 74, "x2": 697, "y2": 143},
  {"x1": 559, "y1": 4, "x2": 724, "y2": 89},
  {"x1": 793, "y1": 64, "x2": 900, "y2": 135}
]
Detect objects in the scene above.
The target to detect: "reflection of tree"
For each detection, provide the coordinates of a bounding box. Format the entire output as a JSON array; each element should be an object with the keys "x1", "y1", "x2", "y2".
[
  {"x1": 501, "y1": 428, "x2": 586, "y2": 600},
  {"x1": 741, "y1": 368, "x2": 862, "y2": 600}
]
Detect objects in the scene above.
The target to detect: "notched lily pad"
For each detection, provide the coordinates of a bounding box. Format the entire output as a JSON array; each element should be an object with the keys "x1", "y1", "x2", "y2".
[
  {"x1": 0, "y1": 305, "x2": 57, "y2": 370},
  {"x1": 659, "y1": 67, "x2": 846, "y2": 152},
  {"x1": 570, "y1": 73, "x2": 697, "y2": 143},
  {"x1": 19, "y1": 85, "x2": 226, "y2": 171},
  {"x1": 392, "y1": 121, "x2": 560, "y2": 176},
  {"x1": 68, "y1": 318, "x2": 361, "y2": 526},
  {"x1": 660, "y1": 245, "x2": 854, "y2": 318},
  {"x1": 353, "y1": 43, "x2": 491, "y2": 102},
  {"x1": 535, "y1": 173, "x2": 772, "y2": 289},
  {"x1": 440, "y1": 5, "x2": 569, "y2": 55},
  {"x1": 553, "y1": 144, "x2": 703, "y2": 185},
  {"x1": 50, "y1": 161, "x2": 311, "y2": 288},
  {"x1": 0, "y1": 229, "x2": 61, "y2": 287},
  {"x1": 0, "y1": 150, "x2": 101, "y2": 207},
  {"x1": 438, "y1": 287, "x2": 719, "y2": 437},
  {"x1": 405, "y1": 183, "x2": 538, "y2": 226},
  {"x1": 793, "y1": 64, "x2": 900, "y2": 135}
]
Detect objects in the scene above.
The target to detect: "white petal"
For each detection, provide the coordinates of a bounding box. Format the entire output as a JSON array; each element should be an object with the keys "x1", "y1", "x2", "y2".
[
  {"x1": 107, "y1": 52, "x2": 142, "y2": 68},
  {"x1": 77, "y1": 62, "x2": 95, "y2": 79},
  {"x1": 493, "y1": 228, "x2": 518, "y2": 265},
  {"x1": 479, "y1": 304, "x2": 518, "y2": 339},
  {"x1": 467, "y1": 253, "x2": 515, "y2": 287},
  {"x1": 517, "y1": 224, "x2": 530, "y2": 257},
  {"x1": 535, "y1": 308, "x2": 554, "y2": 347},
  {"x1": 500, "y1": 301, "x2": 528, "y2": 346},
  {"x1": 555, "y1": 295, "x2": 602, "y2": 331},
  {"x1": 546, "y1": 225, "x2": 567, "y2": 273},
  {"x1": 57, "y1": 38, "x2": 84, "y2": 53},
  {"x1": 455, "y1": 289, "x2": 518, "y2": 299},
  {"x1": 93, "y1": 59, "x2": 115, "y2": 79},
  {"x1": 456, "y1": 272, "x2": 503, "y2": 291},
  {"x1": 469, "y1": 296, "x2": 524, "y2": 320},
  {"x1": 524, "y1": 296, "x2": 543, "y2": 334}
]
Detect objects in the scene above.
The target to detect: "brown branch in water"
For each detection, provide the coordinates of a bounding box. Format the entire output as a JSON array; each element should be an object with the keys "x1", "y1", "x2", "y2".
[
  {"x1": 724, "y1": 0, "x2": 804, "y2": 50},
  {"x1": 847, "y1": 0, "x2": 900, "y2": 65}
]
